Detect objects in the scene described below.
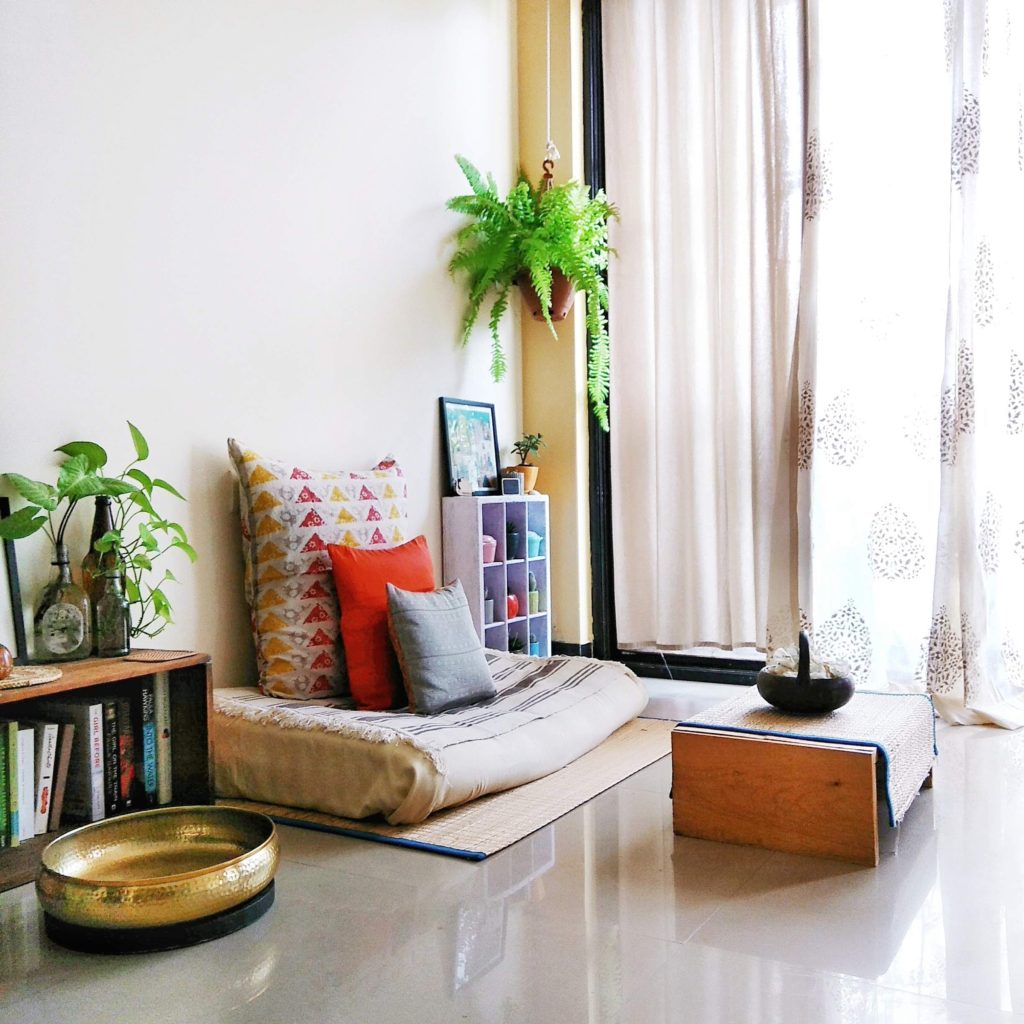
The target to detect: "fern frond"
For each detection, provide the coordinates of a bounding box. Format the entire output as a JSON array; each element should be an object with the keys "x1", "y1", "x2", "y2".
[{"x1": 488, "y1": 287, "x2": 511, "y2": 381}]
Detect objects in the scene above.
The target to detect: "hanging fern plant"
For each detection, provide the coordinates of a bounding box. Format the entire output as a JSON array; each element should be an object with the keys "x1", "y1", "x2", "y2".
[{"x1": 446, "y1": 155, "x2": 618, "y2": 430}]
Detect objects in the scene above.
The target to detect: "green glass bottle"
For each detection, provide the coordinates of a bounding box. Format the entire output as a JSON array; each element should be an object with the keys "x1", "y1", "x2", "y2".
[
  {"x1": 81, "y1": 495, "x2": 117, "y2": 603},
  {"x1": 34, "y1": 542, "x2": 92, "y2": 662},
  {"x1": 94, "y1": 570, "x2": 130, "y2": 658}
]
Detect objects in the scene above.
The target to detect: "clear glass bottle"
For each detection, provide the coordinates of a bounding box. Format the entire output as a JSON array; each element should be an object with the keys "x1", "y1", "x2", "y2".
[
  {"x1": 94, "y1": 571, "x2": 130, "y2": 658},
  {"x1": 34, "y1": 542, "x2": 92, "y2": 662},
  {"x1": 81, "y1": 495, "x2": 117, "y2": 603}
]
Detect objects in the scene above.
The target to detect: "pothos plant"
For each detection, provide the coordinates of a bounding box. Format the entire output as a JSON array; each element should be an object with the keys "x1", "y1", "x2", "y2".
[
  {"x1": 446, "y1": 155, "x2": 618, "y2": 430},
  {"x1": 0, "y1": 423, "x2": 196, "y2": 639}
]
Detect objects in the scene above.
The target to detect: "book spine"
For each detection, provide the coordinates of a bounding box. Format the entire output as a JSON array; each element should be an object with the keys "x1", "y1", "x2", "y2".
[
  {"x1": 136, "y1": 682, "x2": 157, "y2": 807},
  {"x1": 87, "y1": 703, "x2": 104, "y2": 822},
  {"x1": 34, "y1": 722, "x2": 59, "y2": 834},
  {"x1": 5, "y1": 721, "x2": 20, "y2": 847},
  {"x1": 116, "y1": 697, "x2": 135, "y2": 812},
  {"x1": 154, "y1": 672, "x2": 173, "y2": 805},
  {"x1": 102, "y1": 700, "x2": 119, "y2": 817},
  {"x1": 16, "y1": 727, "x2": 34, "y2": 842},
  {"x1": 48, "y1": 722, "x2": 75, "y2": 831},
  {"x1": 0, "y1": 726, "x2": 8, "y2": 848}
]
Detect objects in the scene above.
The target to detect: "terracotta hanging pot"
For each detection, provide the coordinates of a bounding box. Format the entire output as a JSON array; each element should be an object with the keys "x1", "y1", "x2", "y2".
[{"x1": 516, "y1": 268, "x2": 576, "y2": 323}]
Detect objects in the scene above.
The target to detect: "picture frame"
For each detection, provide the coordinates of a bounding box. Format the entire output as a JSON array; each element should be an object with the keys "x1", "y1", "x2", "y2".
[
  {"x1": 439, "y1": 397, "x2": 501, "y2": 496},
  {"x1": 0, "y1": 497, "x2": 29, "y2": 664}
]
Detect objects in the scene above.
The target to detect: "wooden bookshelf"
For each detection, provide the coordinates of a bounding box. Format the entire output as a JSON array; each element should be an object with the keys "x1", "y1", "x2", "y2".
[{"x1": 0, "y1": 652, "x2": 213, "y2": 893}]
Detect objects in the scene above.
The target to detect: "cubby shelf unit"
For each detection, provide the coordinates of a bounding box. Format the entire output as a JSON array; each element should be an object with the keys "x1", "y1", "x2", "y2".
[{"x1": 441, "y1": 494, "x2": 551, "y2": 657}]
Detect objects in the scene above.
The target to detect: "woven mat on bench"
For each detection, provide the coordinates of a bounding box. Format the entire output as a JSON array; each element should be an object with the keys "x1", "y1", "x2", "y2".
[{"x1": 680, "y1": 689, "x2": 937, "y2": 825}]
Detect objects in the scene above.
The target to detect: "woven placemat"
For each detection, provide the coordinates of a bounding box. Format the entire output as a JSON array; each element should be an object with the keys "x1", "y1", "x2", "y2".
[
  {"x1": 124, "y1": 649, "x2": 196, "y2": 663},
  {"x1": 0, "y1": 665, "x2": 63, "y2": 690}
]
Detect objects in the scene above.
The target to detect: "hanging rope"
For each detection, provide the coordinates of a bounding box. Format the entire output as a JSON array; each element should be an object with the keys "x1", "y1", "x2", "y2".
[{"x1": 543, "y1": 0, "x2": 560, "y2": 190}]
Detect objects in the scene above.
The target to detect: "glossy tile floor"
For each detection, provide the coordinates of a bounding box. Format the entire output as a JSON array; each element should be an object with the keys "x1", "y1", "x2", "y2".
[{"x1": 2, "y1": 679, "x2": 1023, "y2": 1023}]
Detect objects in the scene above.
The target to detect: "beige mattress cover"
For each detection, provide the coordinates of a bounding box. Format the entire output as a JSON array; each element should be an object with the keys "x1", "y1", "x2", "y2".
[{"x1": 214, "y1": 651, "x2": 648, "y2": 824}]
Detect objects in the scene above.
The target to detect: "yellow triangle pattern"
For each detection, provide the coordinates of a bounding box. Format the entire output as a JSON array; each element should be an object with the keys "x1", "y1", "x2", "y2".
[
  {"x1": 249, "y1": 465, "x2": 277, "y2": 485},
  {"x1": 388, "y1": 504, "x2": 401, "y2": 519},
  {"x1": 240, "y1": 449, "x2": 259, "y2": 463},
  {"x1": 253, "y1": 491, "x2": 282, "y2": 513},
  {"x1": 392, "y1": 527, "x2": 405, "y2": 543},
  {"x1": 258, "y1": 565, "x2": 287, "y2": 583},
  {"x1": 266, "y1": 658, "x2": 294, "y2": 677},
  {"x1": 258, "y1": 541, "x2": 286, "y2": 561},
  {"x1": 256, "y1": 516, "x2": 284, "y2": 537},
  {"x1": 336, "y1": 507, "x2": 357, "y2": 523},
  {"x1": 342, "y1": 530, "x2": 360, "y2": 547},
  {"x1": 330, "y1": 486, "x2": 347, "y2": 502},
  {"x1": 384, "y1": 484, "x2": 397, "y2": 499},
  {"x1": 257, "y1": 589, "x2": 285, "y2": 610},
  {"x1": 259, "y1": 612, "x2": 288, "y2": 632},
  {"x1": 264, "y1": 637, "x2": 294, "y2": 657}
]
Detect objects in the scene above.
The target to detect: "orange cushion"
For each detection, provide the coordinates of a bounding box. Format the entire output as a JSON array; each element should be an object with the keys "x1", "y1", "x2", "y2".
[{"x1": 327, "y1": 535, "x2": 435, "y2": 710}]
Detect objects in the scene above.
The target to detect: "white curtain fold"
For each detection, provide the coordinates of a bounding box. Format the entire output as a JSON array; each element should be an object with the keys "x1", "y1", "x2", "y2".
[{"x1": 603, "y1": 0, "x2": 804, "y2": 651}]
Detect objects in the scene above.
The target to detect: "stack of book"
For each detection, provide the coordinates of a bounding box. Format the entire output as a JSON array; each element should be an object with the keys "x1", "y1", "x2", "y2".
[{"x1": 0, "y1": 672, "x2": 173, "y2": 847}]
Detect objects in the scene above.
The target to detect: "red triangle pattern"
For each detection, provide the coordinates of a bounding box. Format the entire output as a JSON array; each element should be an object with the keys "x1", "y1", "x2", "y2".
[
  {"x1": 309, "y1": 675, "x2": 332, "y2": 695},
  {"x1": 301, "y1": 533, "x2": 327, "y2": 553},
  {"x1": 296, "y1": 485, "x2": 322, "y2": 503},
  {"x1": 304, "y1": 604, "x2": 331, "y2": 623},
  {"x1": 359, "y1": 485, "x2": 377, "y2": 500},
  {"x1": 291, "y1": 468, "x2": 312, "y2": 479},
  {"x1": 241, "y1": 519, "x2": 250, "y2": 540},
  {"x1": 300, "y1": 509, "x2": 325, "y2": 528},
  {"x1": 307, "y1": 628, "x2": 333, "y2": 647},
  {"x1": 302, "y1": 580, "x2": 330, "y2": 600},
  {"x1": 304, "y1": 556, "x2": 331, "y2": 575},
  {"x1": 310, "y1": 651, "x2": 335, "y2": 670},
  {"x1": 366, "y1": 506, "x2": 381, "y2": 522},
  {"x1": 370, "y1": 528, "x2": 387, "y2": 545}
]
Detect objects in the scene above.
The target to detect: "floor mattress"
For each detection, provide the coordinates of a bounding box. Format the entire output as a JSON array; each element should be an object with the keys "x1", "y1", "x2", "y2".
[{"x1": 214, "y1": 652, "x2": 648, "y2": 824}]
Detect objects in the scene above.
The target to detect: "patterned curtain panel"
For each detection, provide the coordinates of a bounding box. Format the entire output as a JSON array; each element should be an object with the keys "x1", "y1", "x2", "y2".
[{"x1": 794, "y1": 0, "x2": 1024, "y2": 727}]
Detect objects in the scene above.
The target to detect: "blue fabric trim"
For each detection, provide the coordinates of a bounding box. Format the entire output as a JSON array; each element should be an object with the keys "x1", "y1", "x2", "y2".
[
  {"x1": 678, "y1": 693, "x2": 939, "y2": 829},
  {"x1": 267, "y1": 815, "x2": 487, "y2": 861}
]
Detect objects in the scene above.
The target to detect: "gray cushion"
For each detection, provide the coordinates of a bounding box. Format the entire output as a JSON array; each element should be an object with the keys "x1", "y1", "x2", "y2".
[{"x1": 386, "y1": 580, "x2": 496, "y2": 714}]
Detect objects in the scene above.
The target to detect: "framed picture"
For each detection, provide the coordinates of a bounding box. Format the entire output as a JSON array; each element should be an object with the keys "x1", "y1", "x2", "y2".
[
  {"x1": 439, "y1": 397, "x2": 501, "y2": 496},
  {"x1": 0, "y1": 497, "x2": 29, "y2": 664}
]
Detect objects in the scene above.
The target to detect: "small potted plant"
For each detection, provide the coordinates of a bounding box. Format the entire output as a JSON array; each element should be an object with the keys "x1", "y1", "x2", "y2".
[
  {"x1": 507, "y1": 433, "x2": 545, "y2": 493},
  {"x1": 447, "y1": 155, "x2": 618, "y2": 430}
]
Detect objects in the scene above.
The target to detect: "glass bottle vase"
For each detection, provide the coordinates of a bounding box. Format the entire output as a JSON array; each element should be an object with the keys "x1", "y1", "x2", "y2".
[{"x1": 34, "y1": 542, "x2": 92, "y2": 662}]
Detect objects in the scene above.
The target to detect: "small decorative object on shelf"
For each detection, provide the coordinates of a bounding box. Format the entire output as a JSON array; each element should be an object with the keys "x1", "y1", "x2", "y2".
[
  {"x1": 507, "y1": 592, "x2": 519, "y2": 619},
  {"x1": 93, "y1": 571, "x2": 130, "y2": 658},
  {"x1": 34, "y1": 543, "x2": 91, "y2": 662},
  {"x1": 0, "y1": 643, "x2": 11, "y2": 680},
  {"x1": 484, "y1": 591, "x2": 495, "y2": 624},
  {"x1": 528, "y1": 572, "x2": 540, "y2": 614},
  {"x1": 509, "y1": 635, "x2": 525, "y2": 654},
  {"x1": 506, "y1": 520, "x2": 521, "y2": 560},
  {"x1": 506, "y1": 433, "x2": 546, "y2": 494},
  {"x1": 529, "y1": 633, "x2": 541, "y2": 657},
  {"x1": 482, "y1": 534, "x2": 497, "y2": 563}
]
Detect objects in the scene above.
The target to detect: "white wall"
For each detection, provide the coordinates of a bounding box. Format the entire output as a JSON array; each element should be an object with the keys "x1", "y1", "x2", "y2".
[{"x1": 0, "y1": 0, "x2": 520, "y2": 684}]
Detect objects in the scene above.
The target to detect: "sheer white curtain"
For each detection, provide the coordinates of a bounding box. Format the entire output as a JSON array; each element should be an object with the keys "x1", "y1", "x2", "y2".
[
  {"x1": 797, "y1": 0, "x2": 1024, "y2": 727},
  {"x1": 603, "y1": 0, "x2": 804, "y2": 651}
]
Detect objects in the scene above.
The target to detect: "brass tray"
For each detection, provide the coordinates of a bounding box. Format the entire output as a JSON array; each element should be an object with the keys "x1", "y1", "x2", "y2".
[{"x1": 37, "y1": 805, "x2": 279, "y2": 931}]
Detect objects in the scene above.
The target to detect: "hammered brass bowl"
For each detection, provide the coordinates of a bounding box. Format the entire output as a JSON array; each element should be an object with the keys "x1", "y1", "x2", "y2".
[{"x1": 36, "y1": 805, "x2": 278, "y2": 931}]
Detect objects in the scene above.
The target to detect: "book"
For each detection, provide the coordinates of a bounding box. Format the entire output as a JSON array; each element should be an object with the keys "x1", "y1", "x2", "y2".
[
  {"x1": 102, "y1": 700, "x2": 119, "y2": 817},
  {"x1": 0, "y1": 721, "x2": 11, "y2": 848},
  {"x1": 31, "y1": 698, "x2": 105, "y2": 823},
  {"x1": 31, "y1": 721, "x2": 59, "y2": 835},
  {"x1": 0, "y1": 720, "x2": 20, "y2": 846},
  {"x1": 116, "y1": 696, "x2": 135, "y2": 812},
  {"x1": 15, "y1": 724, "x2": 34, "y2": 842},
  {"x1": 47, "y1": 722, "x2": 76, "y2": 831},
  {"x1": 133, "y1": 679, "x2": 158, "y2": 808},
  {"x1": 154, "y1": 672, "x2": 173, "y2": 805}
]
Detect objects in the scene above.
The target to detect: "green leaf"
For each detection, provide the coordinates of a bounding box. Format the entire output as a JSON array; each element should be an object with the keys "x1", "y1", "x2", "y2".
[
  {"x1": 64, "y1": 475, "x2": 110, "y2": 501},
  {"x1": 172, "y1": 540, "x2": 198, "y2": 563},
  {"x1": 128, "y1": 421, "x2": 149, "y2": 461},
  {"x1": 151, "y1": 587, "x2": 173, "y2": 622},
  {"x1": 56, "y1": 454, "x2": 91, "y2": 497},
  {"x1": 126, "y1": 468, "x2": 154, "y2": 493},
  {"x1": 163, "y1": 568, "x2": 178, "y2": 583},
  {"x1": 0, "y1": 505, "x2": 48, "y2": 540},
  {"x1": 5, "y1": 473, "x2": 59, "y2": 511},
  {"x1": 152, "y1": 478, "x2": 186, "y2": 501},
  {"x1": 129, "y1": 490, "x2": 156, "y2": 516},
  {"x1": 125, "y1": 577, "x2": 141, "y2": 603},
  {"x1": 138, "y1": 523, "x2": 159, "y2": 551},
  {"x1": 166, "y1": 522, "x2": 188, "y2": 543},
  {"x1": 98, "y1": 477, "x2": 138, "y2": 496},
  {"x1": 132, "y1": 553, "x2": 153, "y2": 571},
  {"x1": 93, "y1": 529, "x2": 122, "y2": 553},
  {"x1": 55, "y1": 441, "x2": 108, "y2": 471}
]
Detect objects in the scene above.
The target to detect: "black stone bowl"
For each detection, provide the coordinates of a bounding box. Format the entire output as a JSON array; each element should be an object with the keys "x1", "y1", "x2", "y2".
[
  {"x1": 756, "y1": 631, "x2": 855, "y2": 714},
  {"x1": 755, "y1": 670, "x2": 855, "y2": 714}
]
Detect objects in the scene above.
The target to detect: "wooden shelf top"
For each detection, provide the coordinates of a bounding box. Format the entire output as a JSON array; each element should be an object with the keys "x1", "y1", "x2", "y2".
[{"x1": 0, "y1": 651, "x2": 210, "y2": 706}]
